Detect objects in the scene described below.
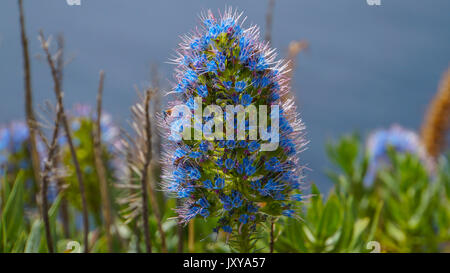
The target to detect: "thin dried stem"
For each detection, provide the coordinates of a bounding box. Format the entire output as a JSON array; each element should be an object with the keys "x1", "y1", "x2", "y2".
[
  {"x1": 40, "y1": 97, "x2": 64, "y2": 253},
  {"x1": 150, "y1": 65, "x2": 168, "y2": 251},
  {"x1": 54, "y1": 35, "x2": 70, "y2": 238},
  {"x1": 18, "y1": 0, "x2": 41, "y2": 194},
  {"x1": 92, "y1": 70, "x2": 114, "y2": 252},
  {"x1": 39, "y1": 30, "x2": 90, "y2": 253},
  {"x1": 286, "y1": 40, "x2": 308, "y2": 81},
  {"x1": 147, "y1": 66, "x2": 168, "y2": 252},
  {"x1": 188, "y1": 220, "x2": 195, "y2": 253},
  {"x1": 264, "y1": 0, "x2": 275, "y2": 43},
  {"x1": 57, "y1": 158, "x2": 71, "y2": 238},
  {"x1": 150, "y1": 63, "x2": 162, "y2": 160},
  {"x1": 56, "y1": 34, "x2": 64, "y2": 85},
  {"x1": 141, "y1": 90, "x2": 153, "y2": 253},
  {"x1": 283, "y1": 40, "x2": 308, "y2": 104}
]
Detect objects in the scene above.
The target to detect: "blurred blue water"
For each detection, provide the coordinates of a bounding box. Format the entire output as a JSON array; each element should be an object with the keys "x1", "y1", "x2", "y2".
[{"x1": 0, "y1": 0, "x2": 449, "y2": 192}]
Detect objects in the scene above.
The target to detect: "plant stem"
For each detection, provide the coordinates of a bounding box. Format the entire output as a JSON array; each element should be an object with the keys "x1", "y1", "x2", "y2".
[
  {"x1": 92, "y1": 70, "x2": 114, "y2": 252},
  {"x1": 39, "y1": 31, "x2": 90, "y2": 253},
  {"x1": 147, "y1": 164, "x2": 167, "y2": 252},
  {"x1": 54, "y1": 35, "x2": 71, "y2": 239},
  {"x1": 145, "y1": 73, "x2": 167, "y2": 252},
  {"x1": 188, "y1": 220, "x2": 195, "y2": 252},
  {"x1": 141, "y1": 90, "x2": 153, "y2": 253},
  {"x1": 40, "y1": 94, "x2": 64, "y2": 253},
  {"x1": 264, "y1": 0, "x2": 275, "y2": 43},
  {"x1": 238, "y1": 224, "x2": 252, "y2": 253},
  {"x1": 41, "y1": 176, "x2": 53, "y2": 252},
  {"x1": 58, "y1": 184, "x2": 71, "y2": 238},
  {"x1": 18, "y1": 0, "x2": 41, "y2": 195}
]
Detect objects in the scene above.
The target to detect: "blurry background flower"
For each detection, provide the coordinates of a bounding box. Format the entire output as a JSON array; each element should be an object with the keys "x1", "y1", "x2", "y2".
[
  {"x1": 421, "y1": 68, "x2": 450, "y2": 160},
  {"x1": 364, "y1": 124, "x2": 433, "y2": 186},
  {"x1": 0, "y1": 120, "x2": 45, "y2": 205}
]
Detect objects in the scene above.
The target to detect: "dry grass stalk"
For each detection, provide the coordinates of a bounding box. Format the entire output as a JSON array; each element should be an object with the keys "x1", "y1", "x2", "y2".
[
  {"x1": 141, "y1": 88, "x2": 168, "y2": 252},
  {"x1": 92, "y1": 70, "x2": 114, "y2": 252},
  {"x1": 150, "y1": 63, "x2": 162, "y2": 160},
  {"x1": 39, "y1": 30, "x2": 90, "y2": 253},
  {"x1": 283, "y1": 40, "x2": 308, "y2": 104},
  {"x1": 54, "y1": 35, "x2": 70, "y2": 238},
  {"x1": 286, "y1": 40, "x2": 308, "y2": 81},
  {"x1": 39, "y1": 97, "x2": 64, "y2": 253},
  {"x1": 148, "y1": 65, "x2": 168, "y2": 252},
  {"x1": 118, "y1": 85, "x2": 168, "y2": 252},
  {"x1": 141, "y1": 90, "x2": 153, "y2": 253},
  {"x1": 264, "y1": 0, "x2": 275, "y2": 43},
  {"x1": 421, "y1": 68, "x2": 450, "y2": 159},
  {"x1": 18, "y1": 0, "x2": 41, "y2": 193},
  {"x1": 188, "y1": 220, "x2": 195, "y2": 253}
]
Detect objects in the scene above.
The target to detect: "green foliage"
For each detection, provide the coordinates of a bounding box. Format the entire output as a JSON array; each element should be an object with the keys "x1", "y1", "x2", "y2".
[
  {"x1": 275, "y1": 184, "x2": 381, "y2": 253},
  {"x1": 325, "y1": 134, "x2": 368, "y2": 200},
  {"x1": 3, "y1": 140, "x2": 39, "y2": 206},
  {"x1": 374, "y1": 150, "x2": 439, "y2": 252},
  {"x1": 319, "y1": 136, "x2": 450, "y2": 252},
  {"x1": 1, "y1": 134, "x2": 449, "y2": 253},
  {"x1": 0, "y1": 171, "x2": 26, "y2": 252},
  {"x1": 0, "y1": 171, "x2": 62, "y2": 253},
  {"x1": 61, "y1": 117, "x2": 117, "y2": 225}
]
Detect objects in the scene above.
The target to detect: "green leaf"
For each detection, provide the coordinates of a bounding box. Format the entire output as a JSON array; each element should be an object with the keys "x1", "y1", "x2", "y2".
[
  {"x1": 0, "y1": 171, "x2": 25, "y2": 251},
  {"x1": 349, "y1": 217, "x2": 370, "y2": 250},
  {"x1": 24, "y1": 219, "x2": 43, "y2": 253},
  {"x1": 317, "y1": 194, "x2": 342, "y2": 241}
]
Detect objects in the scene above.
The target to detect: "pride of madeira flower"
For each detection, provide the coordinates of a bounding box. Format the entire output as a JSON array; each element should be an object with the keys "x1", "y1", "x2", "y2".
[
  {"x1": 161, "y1": 8, "x2": 307, "y2": 251},
  {"x1": 364, "y1": 124, "x2": 434, "y2": 186}
]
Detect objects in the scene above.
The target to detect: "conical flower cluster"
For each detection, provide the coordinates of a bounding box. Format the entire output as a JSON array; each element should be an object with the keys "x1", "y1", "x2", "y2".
[{"x1": 161, "y1": 8, "x2": 307, "y2": 237}]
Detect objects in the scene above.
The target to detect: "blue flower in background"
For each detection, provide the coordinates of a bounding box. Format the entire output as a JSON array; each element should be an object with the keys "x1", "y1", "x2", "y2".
[
  {"x1": 364, "y1": 125, "x2": 432, "y2": 186},
  {"x1": 0, "y1": 121, "x2": 46, "y2": 186}
]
